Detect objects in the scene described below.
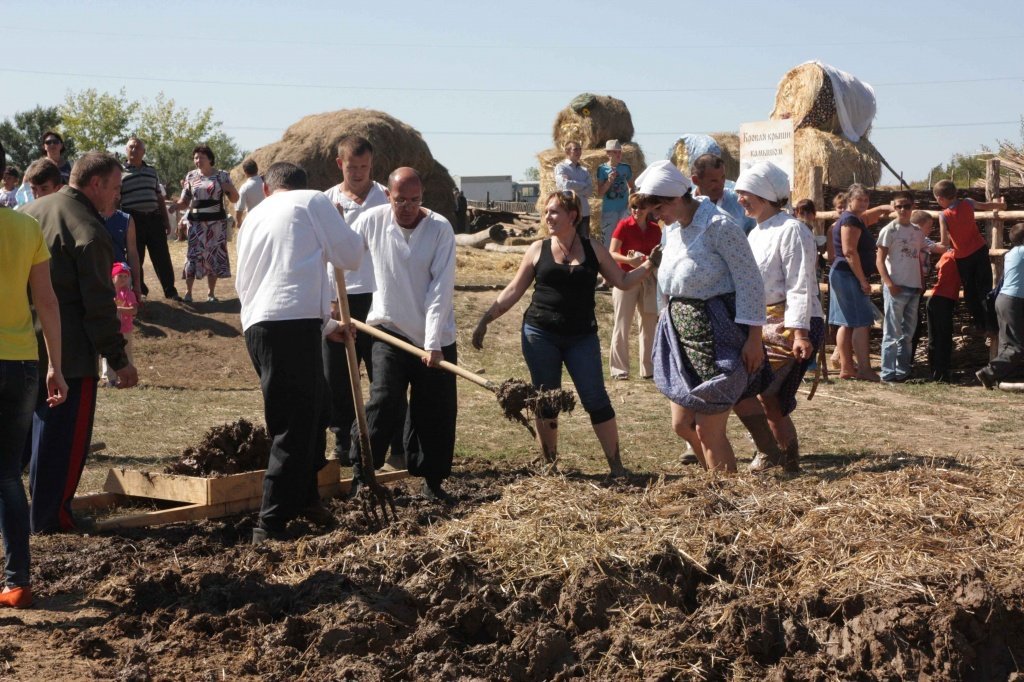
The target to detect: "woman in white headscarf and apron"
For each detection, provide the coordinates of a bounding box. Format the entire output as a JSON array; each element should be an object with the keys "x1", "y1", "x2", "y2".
[
  {"x1": 638, "y1": 161, "x2": 769, "y2": 473},
  {"x1": 733, "y1": 161, "x2": 825, "y2": 473}
]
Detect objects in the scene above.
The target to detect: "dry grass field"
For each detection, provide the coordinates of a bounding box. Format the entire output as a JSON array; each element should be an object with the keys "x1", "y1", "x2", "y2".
[{"x1": 4, "y1": 239, "x2": 1023, "y2": 680}]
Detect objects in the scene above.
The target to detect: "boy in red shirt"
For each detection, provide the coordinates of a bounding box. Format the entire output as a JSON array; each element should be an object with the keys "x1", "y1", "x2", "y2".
[
  {"x1": 926, "y1": 249, "x2": 960, "y2": 382},
  {"x1": 933, "y1": 179, "x2": 1005, "y2": 335}
]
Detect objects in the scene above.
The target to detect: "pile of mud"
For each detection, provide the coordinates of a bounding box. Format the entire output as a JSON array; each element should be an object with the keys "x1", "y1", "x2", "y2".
[
  {"x1": 164, "y1": 419, "x2": 271, "y2": 477},
  {"x1": 19, "y1": 454, "x2": 1024, "y2": 680}
]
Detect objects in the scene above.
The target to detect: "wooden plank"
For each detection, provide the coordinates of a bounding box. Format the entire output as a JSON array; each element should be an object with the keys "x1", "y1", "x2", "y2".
[
  {"x1": 103, "y1": 460, "x2": 343, "y2": 505},
  {"x1": 94, "y1": 469, "x2": 410, "y2": 530},
  {"x1": 70, "y1": 492, "x2": 126, "y2": 512}
]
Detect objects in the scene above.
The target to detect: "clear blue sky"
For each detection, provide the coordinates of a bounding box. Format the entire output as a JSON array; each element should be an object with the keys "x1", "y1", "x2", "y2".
[{"x1": 5, "y1": 1, "x2": 1023, "y2": 186}]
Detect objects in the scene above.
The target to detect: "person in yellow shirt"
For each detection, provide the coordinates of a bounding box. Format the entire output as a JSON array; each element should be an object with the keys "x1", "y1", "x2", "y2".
[{"x1": 0, "y1": 143, "x2": 67, "y2": 608}]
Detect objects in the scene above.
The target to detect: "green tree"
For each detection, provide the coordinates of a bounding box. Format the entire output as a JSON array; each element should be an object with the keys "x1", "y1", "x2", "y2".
[
  {"x1": 134, "y1": 93, "x2": 243, "y2": 191},
  {"x1": 523, "y1": 166, "x2": 540, "y2": 181},
  {"x1": 925, "y1": 150, "x2": 993, "y2": 188},
  {"x1": 60, "y1": 88, "x2": 138, "y2": 153},
  {"x1": 0, "y1": 106, "x2": 75, "y2": 170}
]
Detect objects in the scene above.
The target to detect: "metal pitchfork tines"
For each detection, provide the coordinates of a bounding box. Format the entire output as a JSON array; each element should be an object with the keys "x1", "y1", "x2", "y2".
[{"x1": 334, "y1": 269, "x2": 397, "y2": 526}]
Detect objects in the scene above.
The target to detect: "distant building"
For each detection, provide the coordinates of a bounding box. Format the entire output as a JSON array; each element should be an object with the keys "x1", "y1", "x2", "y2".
[
  {"x1": 512, "y1": 181, "x2": 540, "y2": 203},
  {"x1": 453, "y1": 175, "x2": 514, "y2": 203}
]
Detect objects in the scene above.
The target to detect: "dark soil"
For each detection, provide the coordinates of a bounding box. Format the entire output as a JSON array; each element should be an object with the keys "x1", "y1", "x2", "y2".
[
  {"x1": 164, "y1": 419, "x2": 271, "y2": 477},
  {"x1": 12, "y1": 464, "x2": 1024, "y2": 681}
]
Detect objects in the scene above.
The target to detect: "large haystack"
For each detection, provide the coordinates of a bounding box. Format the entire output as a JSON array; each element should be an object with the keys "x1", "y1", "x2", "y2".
[
  {"x1": 770, "y1": 62, "x2": 873, "y2": 140},
  {"x1": 669, "y1": 132, "x2": 741, "y2": 180},
  {"x1": 536, "y1": 143, "x2": 646, "y2": 241},
  {"x1": 552, "y1": 93, "x2": 634, "y2": 151},
  {"x1": 792, "y1": 128, "x2": 881, "y2": 203},
  {"x1": 231, "y1": 109, "x2": 456, "y2": 222}
]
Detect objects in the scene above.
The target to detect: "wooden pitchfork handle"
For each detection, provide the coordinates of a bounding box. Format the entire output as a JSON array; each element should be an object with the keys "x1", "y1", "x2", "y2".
[
  {"x1": 333, "y1": 268, "x2": 395, "y2": 521},
  {"x1": 350, "y1": 319, "x2": 497, "y2": 391}
]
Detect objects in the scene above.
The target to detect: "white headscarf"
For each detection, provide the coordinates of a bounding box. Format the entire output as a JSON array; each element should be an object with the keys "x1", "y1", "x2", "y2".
[
  {"x1": 635, "y1": 160, "x2": 692, "y2": 197},
  {"x1": 735, "y1": 161, "x2": 791, "y2": 202}
]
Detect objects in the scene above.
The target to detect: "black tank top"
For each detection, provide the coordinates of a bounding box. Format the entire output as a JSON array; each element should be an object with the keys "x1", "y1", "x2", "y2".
[{"x1": 523, "y1": 238, "x2": 600, "y2": 335}]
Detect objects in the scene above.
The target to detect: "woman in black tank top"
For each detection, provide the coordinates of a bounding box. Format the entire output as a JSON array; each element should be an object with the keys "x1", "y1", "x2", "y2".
[{"x1": 471, "y1": 191, "x2": 659, "y2": 476}]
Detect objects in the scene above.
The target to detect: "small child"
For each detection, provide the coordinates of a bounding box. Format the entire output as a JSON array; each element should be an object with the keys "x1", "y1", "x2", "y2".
[
  {"x1": 933, "y1": 179, "x2": 1006, "y2": 335},
  {"x1": 876, "y1": 191, "x2": 927, "y2": 382},
  {"x1": 909, "y1": 209, "x2": 947, "y2": 360},
  {"x1": 102, "y1": 262, "x2": 138, "y2": 386},
  {"x1": 927, "y1": 249, "x2": 960, "y2": 382}
]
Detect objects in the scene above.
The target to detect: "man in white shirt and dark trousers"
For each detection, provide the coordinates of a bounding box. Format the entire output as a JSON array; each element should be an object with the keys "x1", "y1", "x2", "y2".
[
  {"x1": 236, "y1": 162, "x2": 363, "y2": 543},
  {"x1": 554, "y1": 141, "x2": 593, "y2": 239},
  {"x1": 233, "y1": 159, "x2": 265, "y2": 229},
  {"x1": 349, "y1": 167, "x2": 458, "y2": 504},
  {"x1": 323, "y1": 135, "x2": 406, "y2": 468}
]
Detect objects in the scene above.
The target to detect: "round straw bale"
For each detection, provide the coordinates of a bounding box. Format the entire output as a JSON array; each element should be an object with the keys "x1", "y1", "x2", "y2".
[
  {"x1": 552, "y1": 93, "x2": 634, "y2": 150},
  {"x1": 669, "y1": 132, "x2": 741, "y2": 180},
  {"x1": 792, "y1": 128, "x2": 881, "y2": 203},
  {"x1": 770, "y1": 62, "x2": 873, "y2": 139},
  {"x1": 536, "y1": 143, "x2": 646, "y2": 240},
  {"x1": 230, "y1": 108, "x2": 456, "y2": 222}
]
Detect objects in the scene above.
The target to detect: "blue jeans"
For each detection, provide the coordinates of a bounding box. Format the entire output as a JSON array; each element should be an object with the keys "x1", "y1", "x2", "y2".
[
  {"x1": 881, "y1": 287, "x2": 921, "y2": 381},
  {"x1": 521, "y1": 324, "x2": 614, "y2": 424},
  {"x1": 0, "y1": 361, "x2": 36, "y2": 586}
]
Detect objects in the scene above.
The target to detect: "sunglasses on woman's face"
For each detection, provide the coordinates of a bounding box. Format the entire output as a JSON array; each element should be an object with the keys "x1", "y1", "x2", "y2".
[{"x1": 44, "y1": 139, "x2": 61, "y2": 146}]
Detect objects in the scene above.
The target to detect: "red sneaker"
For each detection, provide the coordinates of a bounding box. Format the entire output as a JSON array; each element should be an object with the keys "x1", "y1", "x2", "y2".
[{"x1": 0, "y1": 586, "x2": 33, "y2": 609}]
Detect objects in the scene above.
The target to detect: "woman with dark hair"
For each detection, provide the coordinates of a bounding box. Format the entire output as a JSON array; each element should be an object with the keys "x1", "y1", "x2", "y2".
[
  {"x1": 168, "y1": 145, "x2": 239, "y2": 302},
  {"x1": 638, "y1": 161, "x2": 767, "y2": 474},
  {"x1": 0, "y1": 143, "x2": 67, "y2": 607},
  {"x1": 828, "y1": 183, "x2": 880, "y2": 381},
  {"x1": 733, "y1": 161, "x2": 824, "y2": 472},
  {"x1": 471, "y1": 190, "x2": 658, "y2": 476},
  {"x1": 40, "y1": 131, "x2": 71, "y2": 185}
]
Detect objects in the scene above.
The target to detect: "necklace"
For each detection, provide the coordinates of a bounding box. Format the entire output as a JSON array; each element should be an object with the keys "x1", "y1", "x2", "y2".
[{"x1": 555, "y1": 232, "x2": 577, "y2": 265}]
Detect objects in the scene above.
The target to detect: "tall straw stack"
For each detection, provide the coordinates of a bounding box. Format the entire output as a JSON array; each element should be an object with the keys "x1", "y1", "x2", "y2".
[
  {"x1": 792, "y1": 128, "x2": 881, "y2": 202},
  {"x1": 552, "y1": 93, "x2": 634, "y2": 151},
  {"x1": 230, "y1": 108, "x2": 457, "y2": 223},
  {"x1": 769, "y1": 62, "x2": 875, "y2": 139},
  {"x1": 669, "y1": 132, "x2": 741, "y2": 180},
  {"x1": 536, "y1": 144, "x2": 646, "y2": 240}
]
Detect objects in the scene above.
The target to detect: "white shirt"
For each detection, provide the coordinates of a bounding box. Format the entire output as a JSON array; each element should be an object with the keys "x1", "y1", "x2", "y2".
[
  {"x1": 746, "y1": 212, "x2": 823, "y2": 330},
  {"x1": 236, "y1": 190, "x2": 362, "y2": 334},
  {"x1": 352, "y1": 205, "x2": 456, "y2": 350},
  {"x1": 554, "y1": 159, "x2": 593, "y2": 216},
  {"x1": 235, "y1": 176, "x2": 265, "y2": 213},
  {"x1": 658, "y1": 198, "x2": 766, "y2": 326},
  {"x1": 324, "y1": 181, "x2": 387, "y2": 295},
  {"x1": 877, "y1": 220, "x2": 926, "y2": 289}
]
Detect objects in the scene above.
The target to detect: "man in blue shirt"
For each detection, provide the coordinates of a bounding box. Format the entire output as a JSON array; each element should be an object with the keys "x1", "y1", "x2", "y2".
[{"x1": 691, "y1": 154, "x2": 756, "y2": 235}]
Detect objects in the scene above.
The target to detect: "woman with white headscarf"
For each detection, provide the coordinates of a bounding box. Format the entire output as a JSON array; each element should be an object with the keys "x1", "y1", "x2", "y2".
[
  {"x1": 733, "y1": 161, "x2": 825, "y2": 473},
  {"x1": 639, "y1": 161, "x2": 768, "y2": 473}
]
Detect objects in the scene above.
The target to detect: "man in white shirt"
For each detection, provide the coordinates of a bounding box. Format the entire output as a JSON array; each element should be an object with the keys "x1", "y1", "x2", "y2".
[
  {"x1": 554, "y1": 141, "x2": 593, "y2": 239},
  {"x1": 234, "y1": 159, "x2": 265, "y2": 229},
  {"x1": 322, "y1": 135, "x2": 407, "y2": 468},
  {"x1": 236, "y1": 161, "x2": 363, "y2": 543},
  {"x1": 349, "y1": 167, "x2": 458, "y2": 504}
]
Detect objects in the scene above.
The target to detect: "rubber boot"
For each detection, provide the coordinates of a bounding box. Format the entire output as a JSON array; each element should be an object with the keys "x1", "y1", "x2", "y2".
[{"x1": 739, "y1": 414, "x2": 785, "y2": 472}]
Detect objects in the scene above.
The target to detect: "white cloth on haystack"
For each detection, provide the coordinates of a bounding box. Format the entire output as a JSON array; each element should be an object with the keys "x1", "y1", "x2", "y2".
[{"x1": 811, "y1": 60, "x2": 876, "y2": 143}]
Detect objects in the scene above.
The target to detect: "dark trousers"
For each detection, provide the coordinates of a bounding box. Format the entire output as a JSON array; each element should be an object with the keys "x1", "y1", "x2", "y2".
[
  {"x1": 956, "y1": 247, "x2": 993, "y2": 331},
  {"x1": 987, "y1": 293, "x2": 1024, "y2": 382},
  {"x1": 29, "y1": 376, "x2": 97, "y2": 533},
  {"x1": 130, "y1": 209, "x2": 179, "y2": 299},
  {"x1": 323, "y1": 293, "x2": 407, "y2": 460},
  {"x1": 927, "y1": 295, "x2": 955, "y2": 377},
  {"x1": 0, "y1": 361, "x2": 35, "y2": 584},
  {"x1": 245, "y1": 319, "x2": 325, "y2": 531},
  {"x1": 352, "y1": 330, "x2": 457, "y2": 482}
]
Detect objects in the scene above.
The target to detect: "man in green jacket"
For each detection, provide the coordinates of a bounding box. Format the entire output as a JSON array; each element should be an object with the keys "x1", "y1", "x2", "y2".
[{"x1": 22, "y1": 151, "x2": 139, "y2": 533}]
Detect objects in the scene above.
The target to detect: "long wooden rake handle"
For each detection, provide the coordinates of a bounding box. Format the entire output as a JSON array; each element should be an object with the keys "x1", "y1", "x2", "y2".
[{"x1": 350, "y1": 319, "x2": 497, "y2": 392}]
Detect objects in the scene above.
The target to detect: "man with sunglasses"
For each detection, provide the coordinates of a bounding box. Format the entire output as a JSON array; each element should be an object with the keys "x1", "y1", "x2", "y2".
[
  {"x1": 347, "y1": 167, "x2": 458, "y2": 504},
  {"x1": 875, "y1": 191, "x2": 926, "y2": 383}
]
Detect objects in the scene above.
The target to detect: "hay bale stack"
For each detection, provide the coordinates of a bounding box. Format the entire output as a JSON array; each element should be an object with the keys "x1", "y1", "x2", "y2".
[
  {"x1": 230, "y1": 108, "x2": 456, "y2": 222},
  {"x1": 669, "y1": 132, "x2": 741, "y2": 180},
  {"x1": 792, "y1": 128, "x2": 881, "y2": 203},
  {"x1": 770, "y1": 62, "x2": 872, "y2": 139},
  {"x1": 536, "y1": 143, "x2": 646, "y2": 240},
  {"x1": 552, "y1": 93, "x2": 634, "y2": 150}
]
